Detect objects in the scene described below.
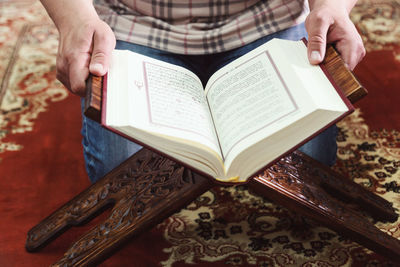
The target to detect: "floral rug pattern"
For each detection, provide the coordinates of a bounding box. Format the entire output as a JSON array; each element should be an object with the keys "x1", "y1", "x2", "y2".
[
  {"x1": 350, "y1": 0, "x2": 400, "y2": 59},
  {"x1": 157, "y1": 113, "x2": 400, "y2": 267},
  {"x1": 0, "y1": 1, "x2": 67, "y2": 158}
]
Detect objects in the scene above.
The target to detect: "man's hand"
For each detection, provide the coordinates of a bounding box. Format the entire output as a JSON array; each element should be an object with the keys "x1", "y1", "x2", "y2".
[
  {"x1": 306, "y1": 0, "x2": 365, "y2": 70},
  {"x1": 57, "y1": 18, "x2": 115, "y2": 96},
  {"x1": 40, "y1": 0, "x2": 116, "y2": 96}
]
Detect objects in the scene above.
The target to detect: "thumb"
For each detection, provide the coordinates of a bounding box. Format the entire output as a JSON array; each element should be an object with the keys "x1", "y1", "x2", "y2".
[
  {"x1": 306, "y1": 19, "x2": 330, "y2": 65},
  {"x1": 89, "y1": 27, "x2": 116, "y2": 76}
]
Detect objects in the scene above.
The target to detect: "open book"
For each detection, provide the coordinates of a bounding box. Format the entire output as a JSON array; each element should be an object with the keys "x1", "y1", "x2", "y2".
[{"x1": 102, "y1": 38, "x2": 353, "y2": 183}]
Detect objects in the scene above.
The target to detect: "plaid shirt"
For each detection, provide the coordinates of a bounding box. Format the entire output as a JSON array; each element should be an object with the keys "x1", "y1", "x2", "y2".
[{"x1": 94, "y1": 0, "x2": 309, "y2": 54}]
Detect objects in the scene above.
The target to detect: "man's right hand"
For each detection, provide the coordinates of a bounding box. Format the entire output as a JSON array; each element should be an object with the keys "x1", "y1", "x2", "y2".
[
  {"x1": 57, "y1": 18, "x2": 115, "y2": 96},
  {"x1": 40, "y1": 0, "x2": 116, "y2": 96}
]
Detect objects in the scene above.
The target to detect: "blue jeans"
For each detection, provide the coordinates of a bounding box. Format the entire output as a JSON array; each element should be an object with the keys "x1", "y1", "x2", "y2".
[{"x1": 81, "y1": 23, "x2": 338, "y2": 183}]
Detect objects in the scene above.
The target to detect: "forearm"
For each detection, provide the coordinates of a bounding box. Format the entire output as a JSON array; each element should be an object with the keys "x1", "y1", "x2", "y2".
[
  {"x1": 308, "y1": 0, "x2": 357, "y2": 14},
  {"x1": 40, "y1": 0, "x2": 99, "y2": 31},
  {"x1": 40, "y1": 0, "x2": 115, "y2": 95}
]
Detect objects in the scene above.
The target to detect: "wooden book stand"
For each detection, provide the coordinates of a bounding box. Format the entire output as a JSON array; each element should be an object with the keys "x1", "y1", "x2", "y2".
[{"x1": 26, "y1": 47, "x2": 400, "y2": 266}]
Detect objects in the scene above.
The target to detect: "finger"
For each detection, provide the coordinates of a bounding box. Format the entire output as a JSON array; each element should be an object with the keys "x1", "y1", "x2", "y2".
[
  {"x1": 305, "y1": 13, "x2": 331, "y2": 65},
  {"x1": 56, "y1": 70, "x2": 70, "y2": 90},
  {"x1": 69, "y1": 53, "x2": 91, "y2": 96},
  {"x1": 55, "y1": 57, "x2": 71, "y2": 90},
  {"x1": 89, "y1": 25, "x2": 115, "y2": 76},
  {"x1": 335, "y1": 36, "x2": 366, "y2": 70},
  {"x1": 337, "y1": 43, "x2": 365, "y2": 70}
]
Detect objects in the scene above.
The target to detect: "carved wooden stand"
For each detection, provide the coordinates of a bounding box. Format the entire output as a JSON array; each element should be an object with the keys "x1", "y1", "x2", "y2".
[
  {"x1": 26, "y1": 150, "x2": 213, "y2": 266},
  {"x1": 26, "y1": 47, "x2": 400, "y2": 265},
  {"x1": 25, "y1": 150, "x2": 400, "y2": 266}
]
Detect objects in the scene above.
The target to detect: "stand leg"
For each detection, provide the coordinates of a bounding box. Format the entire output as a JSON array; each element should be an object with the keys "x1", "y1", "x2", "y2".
[
  {"x1": 26, "y1": 149, "x2": 213, "y2": 266},
  {"x1": 248, "y1": 151, "x2": 400, "y2": 262}
]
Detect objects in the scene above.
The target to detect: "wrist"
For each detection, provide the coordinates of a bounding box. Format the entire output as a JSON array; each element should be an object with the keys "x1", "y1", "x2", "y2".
[{"x1": 308, "y1": 0, "x2": 356, "y2": 14}]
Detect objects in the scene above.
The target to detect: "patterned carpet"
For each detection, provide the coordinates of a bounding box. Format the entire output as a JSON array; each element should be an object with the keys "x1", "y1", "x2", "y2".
[
  {"x1": 0, "y1": 1, "x2": 66, "y2": 156},
  {"x1": 0, "y1": 0, "x2": 399, "y2": 266}
]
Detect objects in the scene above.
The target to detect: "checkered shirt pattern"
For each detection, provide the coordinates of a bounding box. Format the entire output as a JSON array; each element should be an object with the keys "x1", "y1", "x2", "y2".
[{"x1": 94, "y1": 0, "x2": 309, "y2": 54}]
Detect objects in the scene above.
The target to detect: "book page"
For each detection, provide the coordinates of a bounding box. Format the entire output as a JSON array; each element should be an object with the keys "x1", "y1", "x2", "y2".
[
  {"x1": 205, "y1": 49, "x2": 298, "y2": 162},
  {"x1": 106, "y1": 50, "x2": 220, "y2": 155},
  {"x1": 107, "y1": 50, "x2": 221, "y2": 158},
  {"x1": 143, "y1": 62, "x2": 219, "y2": 147}
]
